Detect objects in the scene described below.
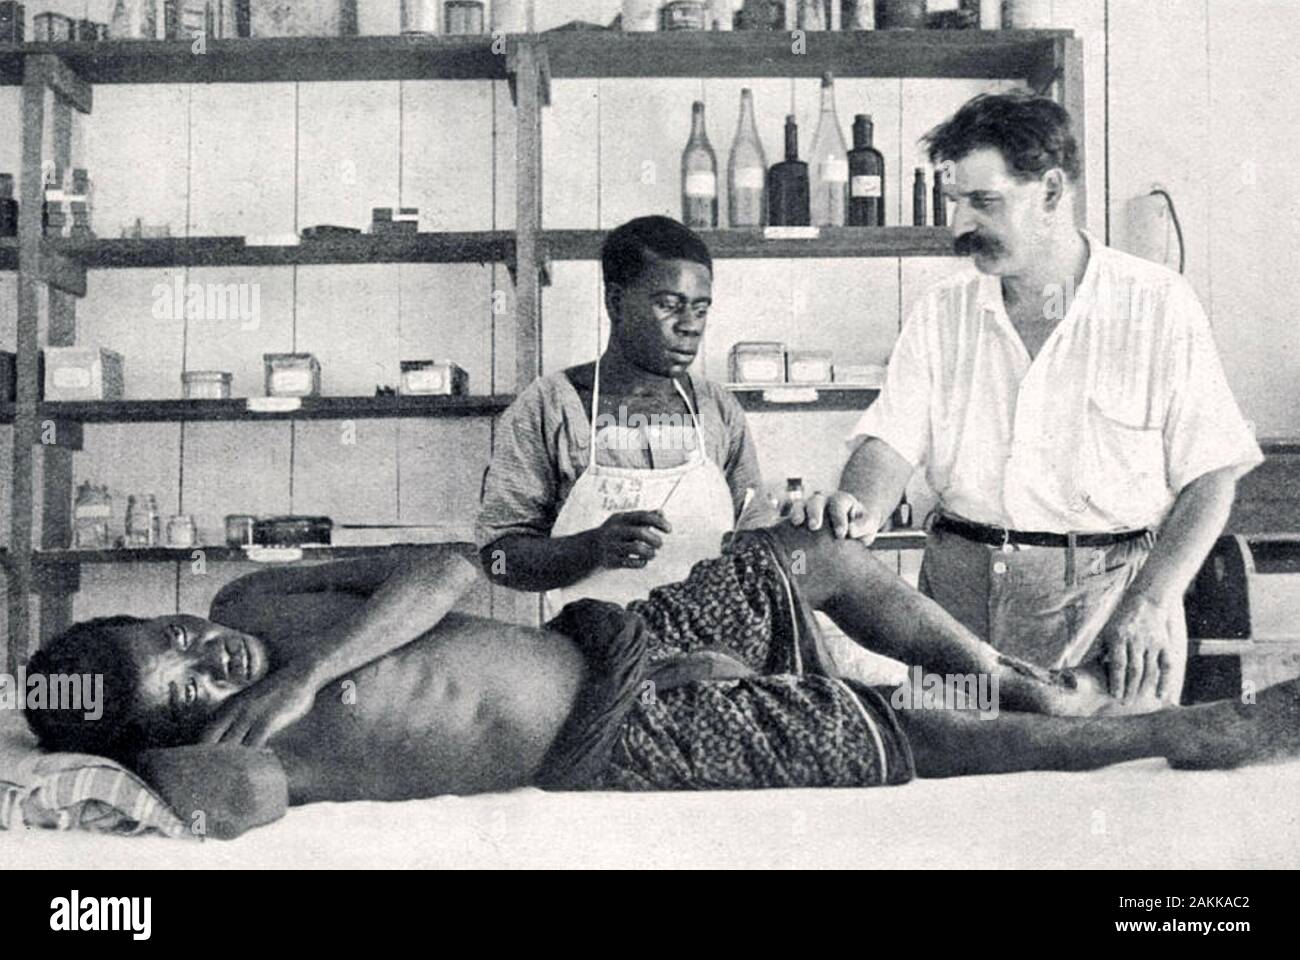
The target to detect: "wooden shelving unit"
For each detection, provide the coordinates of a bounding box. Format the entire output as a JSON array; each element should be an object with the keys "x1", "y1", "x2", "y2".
[{"x1": 2, "y1": 29, "x2": 1085, "y2": 668}]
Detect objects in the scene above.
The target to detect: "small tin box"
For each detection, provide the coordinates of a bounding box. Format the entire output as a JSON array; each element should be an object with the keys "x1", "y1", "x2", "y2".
[
  {"x1": 786, "y1": 349, "x2": 833, "y2": 384},
  {"x1": 399, "y1": 360, "x2": 468, "y2": 397},
  {"x1": 254, "y1": 515, "x2": 333, "y2": 547},
  {"x1": 264, "y1": 353, "x2": 321, "y2": 398},
  {"x1": 44, "y1": 347, "x2": 125, "y2": 401},
  {"x1": 729, "y1": 341, "x2": 787, "y2": 384}
]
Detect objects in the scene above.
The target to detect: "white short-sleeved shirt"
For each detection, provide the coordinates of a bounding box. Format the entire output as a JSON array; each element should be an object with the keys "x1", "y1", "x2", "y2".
[{"x1": 850, "y1": 231, "x2": 1263, "y2": 533}]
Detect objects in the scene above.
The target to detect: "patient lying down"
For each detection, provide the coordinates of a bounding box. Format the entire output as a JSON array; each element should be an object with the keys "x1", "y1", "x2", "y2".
[{"x1": 24, "y1": 522, "x2": 1300, "y2": 839}]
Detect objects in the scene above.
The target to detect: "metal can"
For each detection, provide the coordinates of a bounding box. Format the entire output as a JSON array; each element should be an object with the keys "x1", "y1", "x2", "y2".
[
  {"x1": 166, "y1": 515, "x2": 198, "y2": 549},
  {"x1": 400, "y1": 0, "x2": 439, "y2": 34},
  {"x1": 661, "y1": 1, "x2": 707, "y2": 31},
  {"x1": 443, "y1": 0, "x2": 484, "y2": 35},
  {"x1": 225, "y1": 514, "x2": 257, "y2": 548},
  {"x1": 182, "y1": 370, "x2": 233, "y2": 400}
]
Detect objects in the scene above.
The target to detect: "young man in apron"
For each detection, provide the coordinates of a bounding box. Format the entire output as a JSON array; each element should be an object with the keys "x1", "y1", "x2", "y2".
[{"x1": 477, "y1": 216, "x2": 773, "y2": 617}]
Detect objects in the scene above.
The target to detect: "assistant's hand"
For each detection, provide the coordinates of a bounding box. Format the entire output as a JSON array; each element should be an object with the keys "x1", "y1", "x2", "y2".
[
  {"x1": 200, "y1": 660, "x2": 319, "y2": 748},
  {"x1": 1099, "y1": 591, "x2": 1174, "y2": 703},
  {"x1": 787, "y1": 490, "x2": 880, "y2": 541},
  {"x1": 586, "y1": 510, "x2": 673, "y2": 570}
]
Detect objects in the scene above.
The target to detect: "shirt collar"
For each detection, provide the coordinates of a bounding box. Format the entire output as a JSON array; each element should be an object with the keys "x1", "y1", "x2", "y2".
[{"x1": 974, "y1": 229, "x2": 1103, "y2": 318}]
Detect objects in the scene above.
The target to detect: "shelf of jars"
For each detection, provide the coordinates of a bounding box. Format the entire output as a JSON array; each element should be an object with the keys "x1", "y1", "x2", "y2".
[
  {"x1": 726, "y1": 384, "x2": 879, "y2": 411},
  {"x1": 543, "y1": 227, "x2": 954, "y2": 261}
]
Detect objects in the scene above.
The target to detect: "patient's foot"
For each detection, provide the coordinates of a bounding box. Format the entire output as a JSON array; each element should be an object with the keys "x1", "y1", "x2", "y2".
[{"x1": 1169, "y1": 678, "x2": 1300, "y2": 770}]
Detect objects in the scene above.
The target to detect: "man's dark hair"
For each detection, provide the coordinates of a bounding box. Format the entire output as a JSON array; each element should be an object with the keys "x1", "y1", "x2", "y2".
[
  {"x1": 601, "y1": 215, "x2": 713, "y2": 289},
  {"x1": 923, "y1": 91, "x2": 1080, "y2": 183},
  {"x1": 22, "y1": 616, "x2": 156, "y2": 759}
]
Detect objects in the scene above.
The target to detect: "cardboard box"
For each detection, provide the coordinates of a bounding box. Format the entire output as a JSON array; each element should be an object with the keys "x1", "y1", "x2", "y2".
[{"x1": 44, "y1": 347, "x2": 124, "y2": 401}]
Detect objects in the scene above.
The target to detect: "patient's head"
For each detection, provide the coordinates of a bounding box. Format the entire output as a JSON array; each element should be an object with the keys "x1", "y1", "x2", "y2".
[{"x1": 24, "y1": 615, "x2": 269, "y2": 758}]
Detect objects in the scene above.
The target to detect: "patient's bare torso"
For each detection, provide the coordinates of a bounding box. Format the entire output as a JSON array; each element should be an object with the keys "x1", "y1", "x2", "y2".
[{"x1": 266, "y1": 612, "x2": 586, "y2": 804}]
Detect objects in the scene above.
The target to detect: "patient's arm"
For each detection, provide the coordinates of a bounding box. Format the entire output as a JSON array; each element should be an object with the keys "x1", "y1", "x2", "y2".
[
  {"x1": 133, "y1": 745, "x2": 291, "y2": 840},
  {"x1": 203, "y1": 545, "x2": 481, "y2": 745}
]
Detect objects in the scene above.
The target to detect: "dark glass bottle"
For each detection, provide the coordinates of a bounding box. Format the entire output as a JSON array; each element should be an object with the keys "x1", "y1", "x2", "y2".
[
  {"x1": 681, "y1": 101, "x2": 718, "y2": 229},
  {"x1": 768, "y1": 115, "x2": 810, "y2": 227},
  {"x1": 892, "y1": 492, "x2": 913, "y2": 529},
  {"x1": 932, "y1": 170, "x2": 948, "y2": 227},
  {"x1": 848, "y1": 114, "x2": 886, "y2": 227},
  {"x1": 912, "y1": 167, "x2": 927, "y2": 226}
]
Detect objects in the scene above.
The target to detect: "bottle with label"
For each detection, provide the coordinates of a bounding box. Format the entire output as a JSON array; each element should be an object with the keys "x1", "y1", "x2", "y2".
[
  {"x1": 779, "y1": 478, "x2": 805, "y2": 518},
  {"x1": 912, "y1": 167, "x2": 927, "y2": 226},
  {"x1": 768, "y1": 114, "x2": 810, "y2": 226},
  {"x1": 809, "y1": 73, "x2": 849, "y2": 227},
  {"x1": 728, "y1": 89, "x2": 768, "y2": 228},
  {"x1": 932, "y1": 170, "x2": 948, "y2": 227},
  {"x1": 682, "y1": 101, "x2": 719, "y2": 229},
  {"x1": 848, "y1": 114, "x2": 886, "y2": 227}
]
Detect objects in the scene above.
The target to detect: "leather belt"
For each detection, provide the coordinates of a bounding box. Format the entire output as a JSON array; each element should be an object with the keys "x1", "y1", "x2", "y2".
[{"x1": 933, "y1": 514, "x2": 1149, "y2": 549}]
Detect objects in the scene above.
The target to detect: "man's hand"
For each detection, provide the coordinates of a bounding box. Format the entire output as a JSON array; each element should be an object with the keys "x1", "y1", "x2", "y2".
[
  {"x1": 787, "y1": 491, "x2": 881, "y2": 541},
  {"x1": 201, "y1": 660, "x2": 319, "y2": 748},
  {"x1": 585, "y1": 510, "x2": 672, "y2": 569},
  {"x1": 1099, "y1": 591, "x2": 1174, "y2": 703}
]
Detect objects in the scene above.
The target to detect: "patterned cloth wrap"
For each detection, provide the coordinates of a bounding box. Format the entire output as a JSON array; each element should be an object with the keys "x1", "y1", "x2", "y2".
[{"x1": 538, "y1": 529, "x2": 916, "y2": 792}]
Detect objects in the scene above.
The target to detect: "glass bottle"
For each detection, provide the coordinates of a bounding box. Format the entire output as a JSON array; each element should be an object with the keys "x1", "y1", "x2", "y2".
[
  {"x1": 912, "y1": 167, "x2": 927, "y2": 225},
  {"x1": 848, "y1": 114, "x2": 886, "y2": 227},
  {"x1": 892, "y1": 492, "x2": 913, "y2": 529},
  {"x1": 809, "y1": 73, "x2": 849, "y2": 228},
  {"x1": 682, "y1": 101, "x2": 719, "y2": 229},
  {"x1": 768, "y1": 114, "x2": 810, "y2": 226},
  {"x1": 845, "y1": 0, "x2": 876, "y2": 29},
  {"x1": 779, "y1": 478, "x2": 805, "y2": 518},
  {"x1": 932, "y1": 170, "x2": 948, "y2": 227},
  {"x1": 125, "y1": 494, "x2": 160, "y2": 549},
  {"x1": 728, "y1": 89, "x2": 767, "y2": 228}
]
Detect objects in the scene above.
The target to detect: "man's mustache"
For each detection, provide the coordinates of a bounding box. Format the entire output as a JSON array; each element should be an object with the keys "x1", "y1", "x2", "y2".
[{"x1": 954, "y1": 232, "x2": 1002, "y2": 257}]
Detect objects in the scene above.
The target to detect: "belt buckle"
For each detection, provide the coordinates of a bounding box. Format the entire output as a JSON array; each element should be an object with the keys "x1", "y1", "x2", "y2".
[{"x1": 999, "y1": 526, "x2": 1013, "y2": 554}]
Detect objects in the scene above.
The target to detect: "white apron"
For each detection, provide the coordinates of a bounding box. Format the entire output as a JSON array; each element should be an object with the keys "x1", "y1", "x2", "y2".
[{"x1": 545, "y1": 363, "x2": 737, "y2": 619}]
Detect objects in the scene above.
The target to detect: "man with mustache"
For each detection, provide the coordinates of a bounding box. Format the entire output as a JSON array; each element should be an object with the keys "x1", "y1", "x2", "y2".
[
  {"x1": 478, "y1": 216, "x2": 772, "y2": 618},
  {"x1": 798, "y1": 92, "x2": 1261, "y2": 707}
]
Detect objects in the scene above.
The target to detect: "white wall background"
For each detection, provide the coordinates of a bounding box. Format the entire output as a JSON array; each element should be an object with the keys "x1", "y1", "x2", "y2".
[{"x1": 2, "y1": 0, "x2": 1298, "y2": 645}]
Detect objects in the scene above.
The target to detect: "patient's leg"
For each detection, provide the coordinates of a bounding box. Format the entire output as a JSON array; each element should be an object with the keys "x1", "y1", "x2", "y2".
[
  {"x1": 767, "y1": 522, "x2": 1151, "y2": 718},
  {"x1": 895, "y1": 677, "x2": 1300, "y2": 777}
]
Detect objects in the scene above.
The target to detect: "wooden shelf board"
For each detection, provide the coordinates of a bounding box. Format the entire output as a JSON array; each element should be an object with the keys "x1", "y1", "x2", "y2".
[
  {"x1": 0, "y1": 36, "x2": 509, "y2": 86},
  {"x1": 1, "y1": 395, "x2": 514, "y2": 424},
  {"x1": 727, "y1": 384, "x2": 880, "y2": 412},
  {"x1": 33, "y1": 543, "x2": 472, "y2": 565},
  {"x1": 545, "y1": 227, "x2": 956, "y2": 261},
  {"x1": 543, "y1": 30, "x2": 1069, "y2": 80}
]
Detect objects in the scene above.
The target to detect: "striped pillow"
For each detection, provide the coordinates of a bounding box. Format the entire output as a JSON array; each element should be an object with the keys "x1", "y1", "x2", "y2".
[{"x1": 0, "y1": 712, "x2": 188, "y2": 839}]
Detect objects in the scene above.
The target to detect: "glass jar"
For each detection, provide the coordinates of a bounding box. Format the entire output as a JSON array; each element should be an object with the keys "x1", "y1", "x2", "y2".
[
  {"x1": 125, "y1": 494, "x2": 160, "y2": 548},
  {"x1": 166, "y1": 514, "x2": 198, "y2": 549},
  {"x1": 72, "y1": 482, "x2": 113, "y2": 551}
]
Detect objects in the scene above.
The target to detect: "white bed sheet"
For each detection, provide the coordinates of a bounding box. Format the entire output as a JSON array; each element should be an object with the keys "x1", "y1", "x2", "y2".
[{"x1": 6, "y1": 759, "x2": 1300, "y2": 870}]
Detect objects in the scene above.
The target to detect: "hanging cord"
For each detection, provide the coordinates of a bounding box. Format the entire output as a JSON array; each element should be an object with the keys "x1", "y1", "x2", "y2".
[{"x1": 1148, "y1": 187, "x2": 1186, "y2": 274}]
